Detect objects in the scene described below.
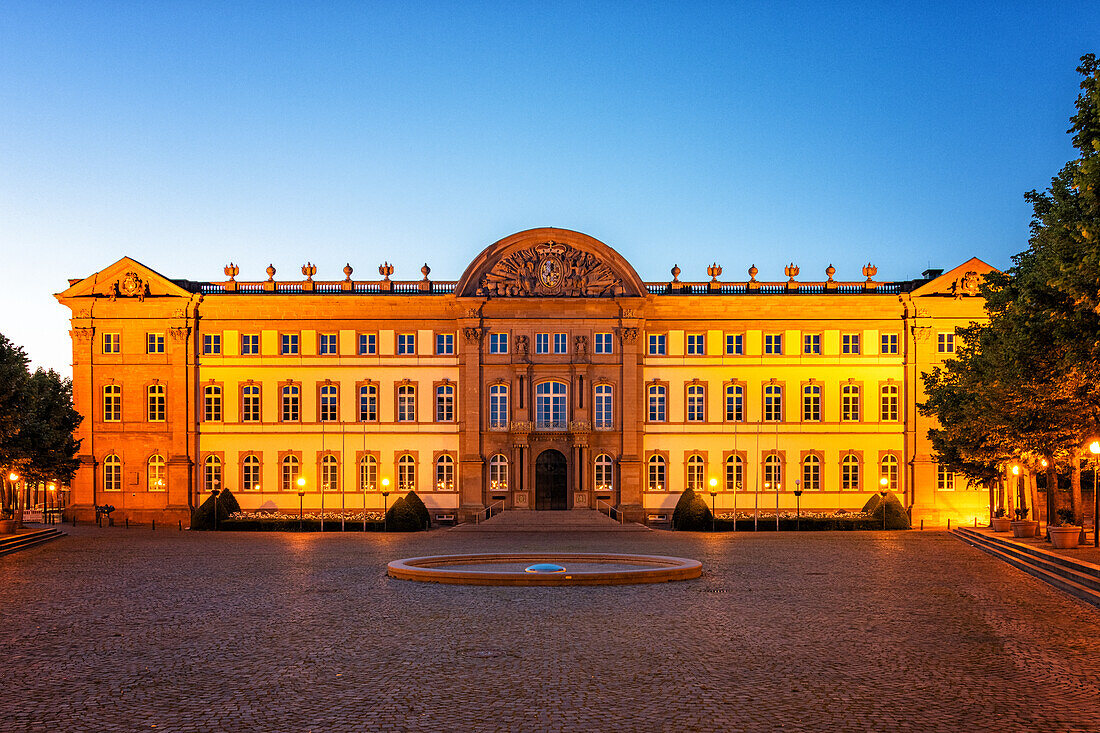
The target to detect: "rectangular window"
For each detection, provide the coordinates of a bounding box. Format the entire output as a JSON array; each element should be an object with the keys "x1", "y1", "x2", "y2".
[
  {"x1": 648, "y1": 386, "x2": 666, "y2": 422},
  {"x1": 203, "y1": 334, "x2": 222, "y2": 355},
  {"x1": 102, "y1": 333, "x2": 120, "y2": 354},
  {"x1": 435, "y1": 385, "x2": 455, "y2": 422},
  {"x1": 204, "y1": 386, "x2": 222, "y2": 422},
  {"x1": 594, "y1": 385, "x2": 613, "y2": 429},
  {"x1": 435, "y1": 333, "x2": 454, "y2": 355},
  {"x1": 241, "y1": 385, "x2": 261, "y2": 422},
  {"x1": 842, "y1": 334, "x2": 861, "y2": 354},
  {"x1": 147, "y1": 385, "x2": 166, "y2": 422},
  {"x1": 397, "y1": 333, "x2": 416, "y2": 355},
  {"x1": 489, "y1": 385, "x2": 509, "y2": 429},
  {"x1": 938, "y1": 332, "x2": 955, "y2": 353},
  {"x1": 841, "y1": 386, "x2": 861, "y2": 422},
  {"x1": 686, "y1": 385, "x2": 705, "y2": 422},
  {"x1": 802, "y1": 386, "x2": 821, "y2": 422},
  {"x1": 241, "y1": 334, "x2": 259, "y2": 355},
  {"x1": 280, "y1": 333, "x2": 299, "y2": 355},
  {"x1": 725, "y1": 333, "x2": 744, "y2": 355},
  {"x1": 358, "y1": 385, "x2": 377, "y2": 422},
  {"x1": 937, "y1": 463, "x2": 956, "y2": 490},
  {"x1": 594, "y1": 333, "x2": 613, "y2": 354},
  {"x1": 488, "y1": 332, "x2": 509, "y2": 354},
  {"x1": 649, "y1": 334, "x2": 667, "y2": 355},
  {"x1": 535, "y1": 333, "x2": 549, "y2": 354},
  {"x1": 686, "y1": 334, "x2": 705, "y2": 355},
  {"x1": 318, "y1": 333, "x2": 338, "y2": 355},
  {"x1": 725, "y1": 385, "x2": 743, "y2": 422},
  {"x1": 397, "y1": 386, "x2": 416, "y2": 422},
  {"x1": 764, "y1": 334, "x2": 783, "y2": 355},
  {"x1": 103, "y1": 385, "x2": 121, "y2": 422},
  {"x1": 803, "y1": 334, "x2": 821, "y2": 355},
  {"x1": 880, "y1": 333, "x2": 899, "y2": 355},
  {"x1": 763, "y1": 386, "x2": 783, "y2": 421},
  {"x1": 358, "y1": 333, "x2": 377, "y2": 355},
  {"x1": 553, "y1": 333, "x2": 567, "y2": 354},
  {"x1": 146, "y1": 333, "x2": 165, "y2": 354},
  {"x1": 319, "y1": 385, "x2": 338, "y2": 421},
  {"x1": 281, "y1": 386, "x2": 300, "y2": 422},
  {"x1": 880, "y1": 386, "x2": 900, "y2": 421}
]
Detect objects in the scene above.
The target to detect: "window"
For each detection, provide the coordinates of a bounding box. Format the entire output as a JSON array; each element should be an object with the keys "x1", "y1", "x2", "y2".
[
  {"x1": 725, "y1": 384, "x2": 743, "y2": 422},
  {"x1": 553, "y1": 333, "x2": 567, "y2": 354},
  {"x1": 241, "y1": 333, "x2": 260, "y2": 356},
  {"x1": 103, "y1": 385, "x2": 121, "y2": 422},
  {"x1": 725, "y1": 455, "x2": 743, "y2": 491},
  {"x1": 242, "y1": 455, "x2": 261, "y2": 491},
  {"x1": 435, "y1": 333, "x2": 454, "y2": 355},
  {"x1": 594, "y1": 384, "x2": 613, "y2": 429},
  {"x1": 102, "y1": 333, "x2": 120, "y2": 354},
  {"x1": 488, "y1": 332, "x2": 508, "y2": 354},
  {"x1": 648, "y1": 455, "x2": 666, "y2": 491},
  {"x1": 146, "y1": 333, "x2": 165, "y2": 354},
  {"x1": 397, "y1": 454, "x2": 416, "y2": 490},
  {"x1": 803, "y1": 333, "x2": 821, "y2": 355},
  {"x1": 489, "y1": 384, "x2": 509, "y2": 429},
  {"x1": 148, "y1": 454, "x2": 166, "y2": 491},
  {"x1": 359, "y1": 455, "x2": 378, "y2": 491},
  {"x1": 686, "y1": 384, "x2": 705, "y2": 422},
  {"x1": 802, "y1": 384, "x2": 821, "y2": 422},
  {"x1": 435, "y1": 455, "x2": 455, "y2": 491},
  {"x1": 764, "y1": 334, "x2": 783, "y2": 355},
  {"x1": 725, "y1": 333, "x2": 744, "y2": 355},
  {"x1": 686, "y1": 334, "x2": 705, "y2": 355},
  {"x1": 880, "y1": 333, "x2": 899, "y2": 354},
  {"x1": 802, "y1": 455, "x2": 821, "y2": 491},
  {"x1": 595, "y1": 333, "x2": 613, "y2": 354},
  {"x1": 103, "y1": 454, "x2": 121, "y2": 492},
  {"x1": 319, "y1": 385, "x2": 338, "y2": 422},
  {"x1": 489, "y1": 454, "x2": 509, "y2": 491},
  {"x1": 763, "y1": 455, "x2": 783, "y2": 489},
  {"x1": 280, "y1": 333, "x2": 299, "y2": 355},
  {"x1": 241, "y1": 385, "x2": 261, "y2": 422},
  {"x1": 938, "y1": 332, "x2": 955, "y2": 353},
  {"x1": 594, "y1": 454, "x2": 613, "y2": 491},
  {"x1": 358, "y1": 333, "x2": 377, "y2": 355},
  {"x1": 686, "y1": 455, "x2": 705, "y2": 491},
  {"x1": 147, "y1": 384, "x2": 166, "y2": 422},
  {"x1": 281, "y1": 385, "x2": 300, "y2": 422},
  {"x1": 204, "y1": 455, "x2": 222, "y2": 491},
  {"x1": 841, "y1": 384, "x2": 861, "y2": 422},
  {"x1": 649, "y1": 334, "x2": 667, "y2": 355},
  {"x1": 841, "y1": 454, "x2": 860, "y2": 490},
  {"x1": 535, "y1": 381, "x2": 568, "y2": 429},
  {"x1": 319, "y1": 333, "x2": 338, "y2": 355},
  {"x1": 203, "y1": 334, "x2": 222, "y2": 355},
  {"x1": 842, "y1": 334, "x2": 861, "y2": 354},
  {"x1": 281, "y1": 455, "x2": 300, "y2": 492},
  {"x1": 881, "y1": 454, "x2": 899, "y2": 490},
  {"x1": 648, "y1": 384, "x2": 667, "y2": 422},
  {"x1": 435, "y1": 384, "x2": 455, "y2": 422},
  {"x1": 764, "y1": 384, "x2": 783, "y2": 422},
  {"x1": 204, "y1": 385, "x2": 222, "y2": 422},
  {"x1": 358, "y1": 384, "x2": 377, "y2": 422},
  {"x1": 937, "y1": 463, "x2": 955, "y2": 490},
  {"x1": 321, "y1": 455, "x2": 339, "y2": 492},
  {"x1": 397, "y1": 384, "x2": 417, "y2": 422},
  {"x1": 880, "y1": 385, "x2": 899, "y2": 421},
  {"x1": 397, "y1": 333, "x2": 416, "y2": 355},
  {"x1": 535, "y1": 333, "x2": 549, "y2": 354}
]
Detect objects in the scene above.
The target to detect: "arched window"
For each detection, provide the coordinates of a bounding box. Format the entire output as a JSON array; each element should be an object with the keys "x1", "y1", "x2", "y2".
[
  {"x1": 281, "y1": 455, "x2": 300, "y2": 492},
  {"x1": 359, "y1": 454, "x2": 377, "y2": 491},
  {"x1": 802, "y1": 454, "x2": 821, "y2": 490},
  {"x1": 398, "y1": 454, "x2": 416, "y2": 490},
  {"x1": 489, "y1": 454, "x2": 509, "y2": 491},
  {"x1": 103, "y1": 384, "x2": 121, "y2": 422},
  {"x1": 397, "y1": 384, "x2": 416, "y2": 422},
  {"x1": 763, "y1": 454, "x2": 782, "y2": 489},
  {"x1": 725, "y1": 384, "x2": 743, "y2": 422},
  {"x1": 320, "y1": 385, "x2": 338, "y2": 422},
  {"x1": 281, "y1": 385, "x2": 300, "y2": 422},
  {"x1": 842, "y1": 454, "x2": 861, "y2": 490},
  {"x1": 435, "y1": 384, "x2": 455, "y2": 422},
  {"x1": 488, "y1": 384, "x2": 509, "y2": 429},
  {"x1": 242, "y1": 455, "x2": 261, "y2": 491},
  {"x1": 204, "y1": 385, "x2": 222, "y2": 422},
  {"x1": 648, "y1": 384, "x2": 666, "y2": 422},
  {"x1": 241, "y1": 384, "x2": 261, "y2": 422},
  {"x1": 435, "y1": 454, "x2": 455, "y2": 491},
  {"x1": 880, "y1": 384, "x2": 899, "y2": 421},
  {"x1": 725, "y1": 454, "x2": 743, "y2": 491},
  {"x1": 204, "y1": 455, "x2": 222, "y2": 491},
  {"x1": 148, "y1": 454, "x2": 166, "y2": 491},
  {"x1": 535, "y1": 381, "x2": 568, "y2": 429},
  {"x1": 880, "y1": 454, "x2": 899, "y2": 490},
  {"x1": 321, "y1": 454, "x2": 339, "y2": 491},
  {"x1": 594, "y1": 454, "x2": 613, "y2": 491},
  {"x1": 147, "y1": 384, "x2": 166, "y2": 422},
  {"x1": 802, "y1": 384, "x2": 821, "y2": 422},
  {"x1": 841, "y1": 384, "x2": 861, "y2": 422},
  {"x1": 686, "y1": 384, "x2": 705, "y2": 422},
  {"x1": 594, "y1": 385, "x2": 613, "y2": 429},
  {"x1": 103, "y1": 454, "x2": 121, "y2": 491},
  {"x1": 358, "y1": 384, "x2": 378, "y2": 422},
  {"x1": 764, "y1": 385, "x2": 783, "y2": 422},
  {"x1": 686, "y1": 454, "x2": 705, "y2": 490},
  {"x1": 647, "y1": 454, "x2": 666, "y2": 491}
]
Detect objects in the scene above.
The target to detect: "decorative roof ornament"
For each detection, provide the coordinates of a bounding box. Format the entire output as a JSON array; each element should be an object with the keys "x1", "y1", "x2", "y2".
[
  {"x1": 421, "y1": 263, "x2": 431, "y2": 281},
  {"x1": 379, "y1": 262, "x2": 394, "y2": 281},
  {"x1": 266, "y1": 264, "x2": 276, "y2": 282},
  {"x1": 224, "y1": 263, "x2": 239, "y2": 281},
  {"x1": 473, "y1": 241, "x2": 624, "y2": 297},
  {"x1": 707, "y1": 263, "x2": 722, "y2": 282},
  {"x1": 784, "y1": 263, "x2": 799, "y2": 281},
  {"x1": 748, "y1": 264, "x2": 758, "y2": 282},
  {"x1": 862, "y1": 263, "x2": 878, "y2": 281},
  {"x1": 671, "y1": 265, "x2": 681, "y2": 283},
  {"x1": 343, "y1": 263, "x2": 353, "y2": 281},
  {"x1": 825, "y1": 264, "x2": 836, "y2": 282},
  {"x1": 301, "y1": 262, "x2": 317, "y2": 281}
]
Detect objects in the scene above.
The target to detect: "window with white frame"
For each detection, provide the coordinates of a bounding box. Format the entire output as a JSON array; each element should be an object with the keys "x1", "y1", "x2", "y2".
[
  {"x1": 594, "y1": 333, "x2": 613, "y2": 354},
  {"x1": 937, "y1": 463, "x2": 955, "y2": 490},
  {"x1": 359, "y1": 384, "x2": 377, "y2": 422},
  {"x1": 802, "y1": 454, "x2": 821, "y2": 490},
  {"x1": 242, "y1": 455, "x2": 261, "y2": 491},
  {"x1": 398, "y1": 454, "x2": 416, "y2": 490},
  {"x1": 204, "y1": 385, "x2": 222, "y2": 422},
  {"x1": 102, "y1": 333, "x2": 120, "y2": 354},
  {"x1": 880, "y1": 333, "x2": 899, "y2": 354},
  {"x1": 359, "y1": 455, "x2": 377, "y2": 491},
  {"x1": 103, "y1": 454, "x2": 121, "y2": 492},
  {"x1": 489, "y1": 384, "x2": 509, "y2": 429},
  {"x1": 535, "y1": 333, "x2": 549, "y2": 354},
  {"x1": 435, "y1": 333, "x2": 454, "y2": 355},
  {"x1": 320, "y1": 384, "x2": 338, "y2": 422},
  {"x1": 842, "y1": 333, "x2": 861, "y2": 354},
  {"x1": 802, "y1": 384, "x2": 821, "y2": 422},
  {"x1": 147, "y1": 333, "x2": 165, "y2": 354},
  {"x1": 281, "y1": 385, "x2": 300, "y2": 422},
  {"x1": 649, "y1": 334, "x2": 666, "y2": 355},
  {"x1": 147, "y1": 384, "x2": 166, "y2": 422},
  {"x1": 397, "y1": 384, "x2": 416, "y2": 422},
  {"x1": 148, "y1": 454, "x2": 166, "y2": 491},
  {"x1": 803, "y1": 333, "x2": 821, "y2": 355},
  {"x1": 397, "y1": 333, "x2": 416, "y2": 355},
  {"x1": 241, "y1": 385, "x2": 261, "y2": 422},
  {"x1": 435, "y1": 455, "x2": 455, "y2": 491},
  {"x1": 241, "y1": 333, "x2": 260, "y2": 355},
  {"x1": 881, "y1": 454, "x2": 899, "y2": 490},
  {"x1": 594, "y1": 454, "x2": 613, "y2": 491},
  {"x1": 489, "y1": 454, "x2": 509, "y2": 491},
  {"x1": 535, "y1": 381, "x2": 567, "y2": 429},
  {"x1": 358, "y1": 333, "x2": 377, "y2": 355},
  {"x1": 281, "y1": 455, "x2": 299, "y2": 491},
  {"x1": 280, "y1": 333, "x2": 299, "y2": 355},
  {"x1": 686, "y1": 334, "x2": 705, "y2": 355},
  {"x1": 880, "y1": 384, "x2": 899, "y2": 421},
  {"x1": 763, "y1": 455, "x2": 783, "y2": 489},
  {"x1": 725, "y1": 333, "x2": 744, "y2": 355},
  {"x1": 841, "y1": 454, "x2": 861, "y2": 490},
  {"x1": 764, "y1": 384, "x2": 783, "y2": 422},
  {"x1": 321, "y1": 455, "x2": 339, "y2": 492},
  {"x1": 841, "y1": 384, "x2": 861, "y2": 422},
  {"x1": 938, "y1": 332, "x2": 955, "y2": 353},
  {"x1": 647, "y1": 455, "x2": 666, "y2": 491},
  {"x1": 725, "y1": 384, "x2": 743, "y2": 422},
  {"x1": 319, "y1": 333, "x2": 338, "y2": 355},
  {"x1": 488, "y1": 332, "x2": 508, "y2": 354},
  {"x1": 686, "y1": 454, "x2": 705, "y2": 491},
  {"x1": 553, "y1": 333, "x2": 567, "y2": 353},
  {"x1": 103, "y1": 384, "x2": 121, "y2": 422},
  {"x1": 203, "y1": 333, "x2": 222, "y2": 355},
  {"x1": 725, "y1": 455, "x2": 743, "y2": 491},
  {"x1": 594, "y1": 384, "x2": 613, "y2": 429},
  {"x1": 435, "y1": 384, "x2": 455, "y2": 422},
  {"x1": 204, "y1": 455, "x2": 222, "y2": 491},
  {"x1": 764, "y1": 333, "x2": 783, "y2": 355},
  {"x1": 686, "y1": 384, "x2": 705, "y2": 422},
  {"x1": 648, "y1": 384, "x2": 667, "y2": 422}
]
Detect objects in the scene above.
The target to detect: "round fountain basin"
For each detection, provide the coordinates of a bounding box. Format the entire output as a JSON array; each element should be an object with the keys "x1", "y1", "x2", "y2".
[
  {"x1": 525, "y1": 563, "x2": 567, "y2": 574},
  {"x1": 387, "y1": 553, "x2": 701, "y2": 586}
]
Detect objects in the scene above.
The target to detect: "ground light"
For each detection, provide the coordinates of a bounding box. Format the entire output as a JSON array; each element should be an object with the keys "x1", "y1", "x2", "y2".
[
  {"x1": 297, "y1": 476, "x2": 306, "y2": 532},
  {"x1": 708, "y1": 477, "x2": 718, "y2": 531},
  {"x1": 794, "y1": 479, "x2": 803, "y2": 531},
  {"x1": 879, "y1": 478, "x2": 889, "y2": 530},
  {"x1": 382, "y1": 479, "x2": 391, "y2": 531}
]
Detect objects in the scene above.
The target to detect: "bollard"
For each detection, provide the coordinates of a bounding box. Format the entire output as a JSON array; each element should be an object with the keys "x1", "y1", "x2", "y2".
[
  {"x1": 178, "y1": 520, "x2": 182, "y2": 531},
  {"x1": 125, "y1": 517, "x2": 129, "y2": 529},
  {"x1": 73, "y1": 515, "x2": 76, "y2": 527},
  {"x1": 974, "y1": 516, "x2": 977, "y2": 528},
  {"x1": 947, "y1": 518, "x2": 951, "y2": 530},
  {"x1": 920, "y1": 519, "x2": 924, "y2": 531},
  {"x1": 152, "y1": 519, "x2": 155, "y2": 531}
]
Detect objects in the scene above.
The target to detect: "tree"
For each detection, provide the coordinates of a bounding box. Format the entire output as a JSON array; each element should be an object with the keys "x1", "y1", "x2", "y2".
[
  {"x1": 0, "y1": 334, "x2": 29, "y2": 517},
  {"x1": 16, "y1": 369, "x2": 83, "y2": 485}
]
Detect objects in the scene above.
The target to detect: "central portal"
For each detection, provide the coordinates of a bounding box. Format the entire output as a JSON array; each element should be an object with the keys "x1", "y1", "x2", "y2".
[{"x1": 535, "y1": 449, "x2": 568, "y2": 510}]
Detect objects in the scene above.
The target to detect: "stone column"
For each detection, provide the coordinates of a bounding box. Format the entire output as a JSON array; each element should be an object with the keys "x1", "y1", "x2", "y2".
[{"x1": 458, "y1": 323, "x2": 485, "y2": 522}]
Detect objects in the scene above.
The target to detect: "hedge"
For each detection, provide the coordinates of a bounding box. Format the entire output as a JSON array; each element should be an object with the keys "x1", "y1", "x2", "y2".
[
  {"x1": 219, "y1": 517, "x2": 386, "y2": 532},
  {"x1": 190, "y1": 489, "x2": 242, "y2": 530},
  {"x1": 384, "y1": 497, "x2": 424, "y2": 532},
  {"x1": 672, "y1": 488, "x2": 713, "y2": 531}
]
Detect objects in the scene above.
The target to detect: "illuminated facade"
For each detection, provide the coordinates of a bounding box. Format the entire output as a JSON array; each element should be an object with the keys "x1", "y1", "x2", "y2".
[{"x1": 57, "y1": 228, "x2": 995, "y2": 525}]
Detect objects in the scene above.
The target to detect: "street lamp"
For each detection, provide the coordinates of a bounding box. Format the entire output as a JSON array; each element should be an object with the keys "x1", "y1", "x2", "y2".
[
  {"x1": 794, "y1": 479, "x2": 803, "y2": 531},
  {"x1": 1090, "y1": 441, "x2": 1100, "y2": 548},
  {"x1": 47, "y1": 483, "x2": 56, "y2": 525},
  {"x1": 210, "y1": 487, "x2": 221, "y2": 531},
  {"x1": 1011, "y1": 464, "x2": 1021, "y2": 520},
  {"x1": 297, "y1": 476, "x2": 306, "y2": 532},
  {"x1": 759, "y1": 482, "x2": 768, "y2": 532},
  {"x1": 8, "y1": 473, "x2": 18, "y2": 526},
  {"x1": 879, "y1": 477, "x2": 889, "y2": 531},
  {"x1": 382, "y1": 478, "x2": 391, "y2": 532},
  {"x1": 775, "y1": 481, "x2": 780, "y2": 531},
  {"x1": 708, "y1": 477, "x2": 718, "y2": 532}
]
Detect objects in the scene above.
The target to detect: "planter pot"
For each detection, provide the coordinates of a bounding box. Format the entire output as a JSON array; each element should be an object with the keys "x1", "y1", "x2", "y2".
[
  {"x1": 1010, "y1": 520, "x2": 1039, "y2": 538},
  {"x1": 1049, "y1": 525, "x2": 1081, "y2": 549},
  {"x1": 0, "y1": 519, "x2": 16, "y2": 534},
  {"x1": 991, "y1": 517, "x2": 1013, "y2": 532}
]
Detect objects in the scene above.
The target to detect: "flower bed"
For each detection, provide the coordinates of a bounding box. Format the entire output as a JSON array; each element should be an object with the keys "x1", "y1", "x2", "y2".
[
  {"x1": 220, "y1": 510, "x2": 386, "y2": 532},
  {"x1": 710, "y1": 511, "x2": 903, "y2": 531}
]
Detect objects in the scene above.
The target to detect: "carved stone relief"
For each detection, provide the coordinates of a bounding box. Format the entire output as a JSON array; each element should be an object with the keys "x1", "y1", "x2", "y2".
[
  {"x1": 476, "y1": 242, "x2": 624, "y2": 297},
  {"x1": 951, "y1": 271, "x2": 981, "y2": 298}
]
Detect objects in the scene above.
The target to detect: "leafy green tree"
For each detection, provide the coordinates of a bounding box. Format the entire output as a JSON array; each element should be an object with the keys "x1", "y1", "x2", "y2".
[
  {"x1": 16, "y1": 369, "x2": 83, "y2": 486},
  {"x1": 0, "y1": 334, "x2": 29, "y2": 516}
]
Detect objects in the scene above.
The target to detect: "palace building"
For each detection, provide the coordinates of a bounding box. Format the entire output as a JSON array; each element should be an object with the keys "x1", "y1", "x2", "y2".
[{"x1": 57, "y1": 227, "x2": 995, "y2": 526}]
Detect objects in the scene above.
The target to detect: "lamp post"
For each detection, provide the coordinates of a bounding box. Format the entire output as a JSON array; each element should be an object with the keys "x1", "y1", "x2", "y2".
[
  {"x1": 775, "y1": 481, "x2": 781, "y2": 531},
  {"x1": 382, "y1": 478, "x2": 391, "y2": 532},
  {"x1": 759, "y1": 482, "x2": 767, "y2": 532},
  {"x1": 47, "y1": 483, "x2": 56, "y2": 524},
  {"x1": 879, "y1": 477, "x2": 889, "y2": 531},
  {"x1": 9, "y1": 472, "x2": 19, "y2": 529},
  {"x1": 794, "y1": 479, "x2": 802, "y2": 531},
  {"x1": 708, "y1": 477, "x2": 718, "y2": 532},
  {"x1": 1090, "y1": 441, "x2": 1100, "y2": 548},
  {"x1": 210, "y1": 487, "x2": 220, "y2": 531},
  {"x1": 297, "y1": 475, "x2": 306, "y2": 532},
  {"x1": 1011, "y1": 464, "x2": 1021, "y2": 520}
]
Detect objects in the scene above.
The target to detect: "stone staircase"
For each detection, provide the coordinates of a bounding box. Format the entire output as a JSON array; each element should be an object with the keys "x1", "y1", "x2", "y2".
[
  {"x1": 0, "y1": 527, "x2": 66, "y2": 557},
  {"x1": 452, "y1": 508, "x2": 650, "y2": 532},
  {"x1": 953, "y1": 526, "x2": 1100, "y2": 609}
]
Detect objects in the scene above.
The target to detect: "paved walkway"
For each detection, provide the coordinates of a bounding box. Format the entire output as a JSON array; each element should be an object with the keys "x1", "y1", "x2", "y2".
[
  {"x1": 2, "y1": 525, "x2": 1099, "y2": 732},
  {"x1": 452, "y1": 508, "x2": 650, "y2": 532}
]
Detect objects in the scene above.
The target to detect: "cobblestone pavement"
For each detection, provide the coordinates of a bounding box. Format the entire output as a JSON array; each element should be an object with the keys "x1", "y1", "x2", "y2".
[{"x1": 2, "y1": 526, "x2": 1099, "y2": 732}]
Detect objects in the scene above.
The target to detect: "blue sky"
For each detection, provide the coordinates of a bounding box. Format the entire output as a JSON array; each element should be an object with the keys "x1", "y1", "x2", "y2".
[{"x1": 1, "y1": 2, "x2": 1097, "y2": 373}]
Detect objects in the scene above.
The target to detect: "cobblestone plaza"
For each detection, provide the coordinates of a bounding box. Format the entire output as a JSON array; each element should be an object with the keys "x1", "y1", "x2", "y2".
[{"x1": 3, "y1": 528, "x2": 1099, "y2": 732}]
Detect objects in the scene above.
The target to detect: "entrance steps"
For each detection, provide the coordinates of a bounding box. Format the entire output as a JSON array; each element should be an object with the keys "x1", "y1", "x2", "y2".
[
  {"x1": 0, "y1": 527, "x2": 65, "y2": 557},
  {"x1": 953, "y1": 526, "x2": 1100, "y2": 609},
  {"x1": 453, "y1": 508, "x2": 650, "y2": 533}
]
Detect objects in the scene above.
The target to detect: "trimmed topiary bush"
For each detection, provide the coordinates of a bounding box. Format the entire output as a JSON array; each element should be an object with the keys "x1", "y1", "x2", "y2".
[
  {"x1": 864, "y1": 491, "x2": 911, "y2": 529},
  {"x1": 403, "y1": 490, "x2": 431, "y2": 529},
  {"x1": 672, "y1": 488, "x2": 713, "y2": 531},
  {"x1": 190, "y1": 489, "x2": 241, "y2": 530},
  {"x1": 385, "y1": 497, "x2": 422, "y2": 532}
]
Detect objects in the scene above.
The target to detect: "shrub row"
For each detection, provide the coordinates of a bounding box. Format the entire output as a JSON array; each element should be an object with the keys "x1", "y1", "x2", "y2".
[{"x1": 219, "y1": 517, "x2": 386, "y2": 532}]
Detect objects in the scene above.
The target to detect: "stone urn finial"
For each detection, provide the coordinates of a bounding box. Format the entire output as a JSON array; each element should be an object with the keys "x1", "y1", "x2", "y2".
[
  {"x1": 301, "y1": 262, "x2": 317, "y2": 281},
  {"x1": 224, "y1": 263, "x2": 239, "y2": 281},
  {"x1": 671, "y1": 264, "x2": 681, "y2": 283},
  {"x1": 784, "y1": 262, "x2": 799, "y2": 281},
  {"x1": 421, "y1": 263, "x2": 431, "y2": 280},
  {"x1": 707, "y1": 263, "x2": 722, "y2": 282},
  {"x1": 862, "y1": 262, "x2": 878, "y2": 281},
  {"x1": 825, "y1": 264, "x2": 836, "y2": 282},
  {"x1": 266, "y1": 264, "x2": 276, "y2": 281},
  {"x1": 343, "y1": 263, "x2": 353, "y2": 281},
  {"x1": 748, "y1": 264, "x2": 758, "y2": 282},
  {"x1": 378, "y1": 262, "x2": 394, "y2": 280}
]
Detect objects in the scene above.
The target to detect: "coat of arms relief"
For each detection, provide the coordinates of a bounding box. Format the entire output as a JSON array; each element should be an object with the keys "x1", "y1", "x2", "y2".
[{"x1": 476, "y1": 242, "x2": 624, "y2": 297}]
